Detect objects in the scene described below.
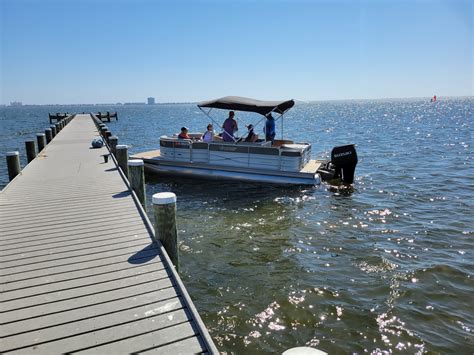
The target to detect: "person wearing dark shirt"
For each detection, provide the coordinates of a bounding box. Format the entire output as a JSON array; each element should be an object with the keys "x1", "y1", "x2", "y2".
[{"x1": 264, "y1": 113, "x2": 276, "y2": 143}]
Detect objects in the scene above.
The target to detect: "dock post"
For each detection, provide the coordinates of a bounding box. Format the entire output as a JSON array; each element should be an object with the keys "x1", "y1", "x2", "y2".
[
  {"x1": 128, "y1": 159, "x2": 146, "y2": 211},
  {"x1": 37, "y1": 133, "x2": 46, "y2": 152},
  {"x1": 6, "y1": 151, "x2": 21, "y2": 181},
  {"x1": 105, "y1": 130, "x2": 112, "y2": 143},
  {"x1": 50, "y1": 125, "x2": 57, "y2": 138},
  {"x1": 100, "y1": 126, "x2": 108, "y2": 138},
  {"x1": 152, "y1": 192, "x2": 179, "y2": 269},
  {"x1": 45, "y1": 128, "x2": 53, "y2": 144},
  {"x1": 116, "y1": 145, "x2": 129, "y2": 178},
  {"x1": 25, "y1": 140, "x2": 36, "y2": 163},
  {"x1": 56, "y1": 122, "x2": 61, "y2": 133},
  {"x1": 109, "y1": 136, "x2": 118, "y2": 155}
]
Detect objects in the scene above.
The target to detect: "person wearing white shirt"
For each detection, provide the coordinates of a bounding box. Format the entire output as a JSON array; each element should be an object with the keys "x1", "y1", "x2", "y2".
[{"x1": 202, "y1": 124, "x2": 215, "y2": 142}]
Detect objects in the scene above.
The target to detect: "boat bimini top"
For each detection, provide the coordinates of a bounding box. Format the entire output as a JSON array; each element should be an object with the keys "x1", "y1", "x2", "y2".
[
  {"x1": 197, "y1": 96, "x2": 295, "y2": 142},
  {"x1": 198, "y1": 96, "x2": 294, "y2": 116}
]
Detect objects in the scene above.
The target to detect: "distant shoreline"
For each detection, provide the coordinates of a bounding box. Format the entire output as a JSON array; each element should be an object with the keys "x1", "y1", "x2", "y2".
[{"x1": 1, "y1": 96, "x2": 472, "y2": 107}]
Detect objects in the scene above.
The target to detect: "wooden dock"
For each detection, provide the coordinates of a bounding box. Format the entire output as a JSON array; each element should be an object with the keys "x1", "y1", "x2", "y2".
[{"x1": 0, "y1": 114, "x2": 217, "y2": 354}]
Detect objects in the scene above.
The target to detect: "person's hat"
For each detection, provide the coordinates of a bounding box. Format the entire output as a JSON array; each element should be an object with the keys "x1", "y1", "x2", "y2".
[{"x1": 181, "y1": 126, "x2": 188, "y2": 131}]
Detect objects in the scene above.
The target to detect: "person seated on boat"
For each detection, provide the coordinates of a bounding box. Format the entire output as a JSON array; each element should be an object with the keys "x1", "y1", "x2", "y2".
[
  {"x1": 178, "y1": 126, "x2": 191, "y2": 139},
  {"x1": 244, "y1": 124, "x2": 258, "y2": 142},
  {"x1": 222, "y1": 111, "x2": 238, "y2": 142},
  {"x1": 202, "y1": 124, "x2": 215, "y2": 142},
  {"x1": 264, "y1": 113, "x2": 276, "y2": 144}
]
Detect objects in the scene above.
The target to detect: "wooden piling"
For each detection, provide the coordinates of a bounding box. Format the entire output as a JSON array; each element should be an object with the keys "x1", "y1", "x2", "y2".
[
  {"x1": 105, "y1": 130, "x2": 112, "y2": 143},
  {"x1": 50, "y1": 125, "x2": 57, "y2": 138},
  {"x1": 25, "y1": 140, "x2": 36, "y2": 163},
  {"x1": 116, "y1": 145, "x2": 129, "y2": 178},
  {"x1": 100, "y1": 126, "x2": 108, "y2": 138},
  {"x1": 56, "y1": 122, "x2": 61, "y2": 132},
  {"x1": 6, "y1": 151, "x2": 20, "y2": 181},
  {"x1": 45, "y1": 128, "x2": 53, "y2": 144},
  {"x1": 128, "y1": 159, "x2": 146, "y2": 211},
  {"x1": 37, "y1": 133, "x2": 46, "y2": 152},
  {"x1": 109, "y1": 136, "x2": 118, "y2": 155},
  {"x1": 152, "y1": 192, "x2": 179, "y2": 269}
]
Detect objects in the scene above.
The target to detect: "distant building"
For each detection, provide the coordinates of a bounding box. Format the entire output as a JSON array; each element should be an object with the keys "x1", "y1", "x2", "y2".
[
  {"x1": 147, "y1": 97, "x2": 156, "y2": 105},
  {"x1": 10, "y1": 101, "x2": 23, "y2": 106}
]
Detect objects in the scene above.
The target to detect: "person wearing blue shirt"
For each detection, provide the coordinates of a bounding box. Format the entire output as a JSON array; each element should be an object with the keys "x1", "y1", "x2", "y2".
[{"x1": 264, "y1": 113, "x2": 276, "y2": 144}]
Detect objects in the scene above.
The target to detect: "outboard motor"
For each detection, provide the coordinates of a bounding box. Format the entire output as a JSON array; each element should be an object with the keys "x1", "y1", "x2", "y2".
[{"x1": 330, "y1": 144, "x2": 358, "y2": 184}]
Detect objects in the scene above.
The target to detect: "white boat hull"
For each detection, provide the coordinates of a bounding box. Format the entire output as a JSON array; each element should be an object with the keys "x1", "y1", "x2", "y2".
[{"x1": 143, "y1": 160, "x2": 321, "y2": 185}]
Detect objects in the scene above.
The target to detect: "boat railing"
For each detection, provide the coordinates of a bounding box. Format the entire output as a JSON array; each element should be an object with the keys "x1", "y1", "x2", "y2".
[{"x1": 159, "y1": 136, "x2": 311, "y2": 172}]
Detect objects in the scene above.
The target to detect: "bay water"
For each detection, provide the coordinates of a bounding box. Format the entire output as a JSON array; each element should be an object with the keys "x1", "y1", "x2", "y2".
[{"x1": 1, "y1": 98, "x2": 472, "y2": 353}]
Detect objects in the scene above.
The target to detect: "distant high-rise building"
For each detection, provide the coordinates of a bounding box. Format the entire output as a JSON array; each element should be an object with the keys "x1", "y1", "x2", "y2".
[{"x1": 147, "y1": 97, "x2": 155, "y2": 105}]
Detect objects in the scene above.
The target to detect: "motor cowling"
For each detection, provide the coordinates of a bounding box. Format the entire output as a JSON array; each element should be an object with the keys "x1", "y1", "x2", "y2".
[{"x1": 330, "y1": 144, "x2": 358, "y2": 184}]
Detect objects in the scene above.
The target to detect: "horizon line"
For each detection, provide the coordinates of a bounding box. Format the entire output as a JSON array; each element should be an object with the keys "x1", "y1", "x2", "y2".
[{"x1": 2, "y1": 95, "x2": 473, "y2": 107}]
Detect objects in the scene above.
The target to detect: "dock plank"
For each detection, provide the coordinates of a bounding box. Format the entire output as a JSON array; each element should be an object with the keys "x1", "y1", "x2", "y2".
[
  {"x1": 75, "y1": 321, "x2": 202, "y2": 354},
  {"x1": 1, "y1": 277, "x2": 173, "y2": 323},
  {"x1": 1, "y1": 299, "x2": 188, "y2": 352},
  {"x1": 0, "y1": 241, "x2": 151, "y2": 275},
  {"x1": 0, "y1": 227, "x2": 149, "y2": 256},
  {"x1": 0, "y1": 245, "x2": 157, "y2": 286},
  {"x1": 1, "y1": 289, "x2": 182, "y2": 338},
  {"x1": 0, "y1": 114, "x2": 216, "y2": 354},
  {"x1": 0, "y1": 231, "x2": 149, "y2": 260},
  {"x1": 1, "y1": 261, "x2": 163, "y2": 300}
]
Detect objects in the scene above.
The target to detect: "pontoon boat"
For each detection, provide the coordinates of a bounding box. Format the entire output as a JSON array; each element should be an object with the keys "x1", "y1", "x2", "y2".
[{"x1": 131, "y1": 97, "x2": 358, "y2": 186}]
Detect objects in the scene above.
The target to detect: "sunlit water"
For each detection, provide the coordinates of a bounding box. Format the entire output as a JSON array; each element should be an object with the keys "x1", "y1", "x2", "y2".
[{"x1": 1, "y1": 98, "x2": 473, "y2": 353}]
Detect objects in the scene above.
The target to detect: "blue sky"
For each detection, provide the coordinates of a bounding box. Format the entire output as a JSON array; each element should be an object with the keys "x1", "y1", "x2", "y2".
[{"x1": 0, "y1": 0, "x2": 472, "y2": 104}]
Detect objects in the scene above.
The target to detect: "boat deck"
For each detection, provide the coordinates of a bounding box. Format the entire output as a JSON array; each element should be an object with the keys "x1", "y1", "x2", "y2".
[
  {"x1": 301, "y1": 159, "x2": 322, "y2": 173},
  {"x1": 133, "y1": 149, "x2": 162, "y2": 159},
  {"x1": 0, "y1": 115, "x2": 216, "y2": 354}
]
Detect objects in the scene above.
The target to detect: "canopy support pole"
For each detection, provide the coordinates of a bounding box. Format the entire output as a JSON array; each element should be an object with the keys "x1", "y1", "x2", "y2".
[{"x1": 281, "y1": 114, "x2": 284, "y2": 140}]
